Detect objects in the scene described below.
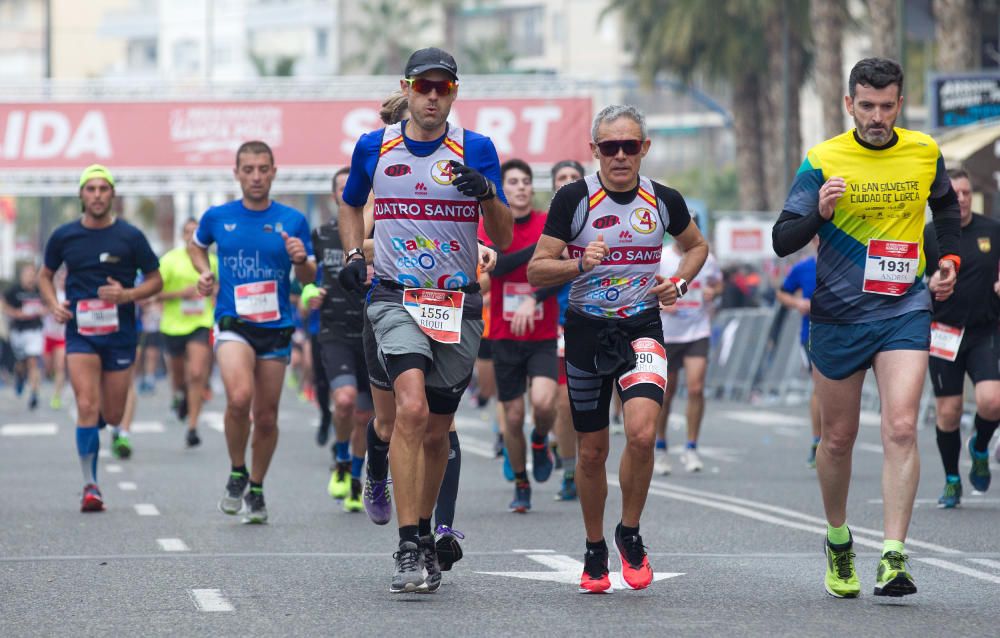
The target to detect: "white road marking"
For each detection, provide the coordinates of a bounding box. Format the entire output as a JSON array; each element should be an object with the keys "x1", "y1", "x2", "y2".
[
  {"x1": 106, "y1": 464, "x2": 123, "y2": 473},
  {"x1": 513, "y1": 549, "x2": 555, "y2": 553},
  {"x1": 774, "y1": 427, "x2": 801, "y2": 438},
  {"x1": 460, "y1": 439, "x2": 496, "y2": 459},
  {"x1": 189, "y1": 588, "x2": 234, "y2": 612},
  {"x1": 98, "y1": 450, "x2": 111, "y2": 459},
  {"x1": 157, "y1": 538, "x2": 190, "y2": 552},
  {"x1": 915, "y1": 558, "x2": 1000, "y2": 584},
  {"x1": 721, "y1": 411, "x2": 808, "y2": 427},
  {"x1": 131, "y1": 421, "x2": 165, "y2": 433},
  {"x1": 856, "y1": 442, "x2": 883, "y2": 454},
  {"x1": 478, "y1": 553, "x2": 682, "y2": 586},
  {"x1": 202, "y1": 411, "x2": 225, "y2": 433},
  {"x1": 134, "y1": 504, "x2": 160, "y2": 516},
  {"x1": 118, "y1": 481, "x2": 137, "y2": 491},
  {"x1": 868, "y1": 497, "x2": 1000, "y2": 505},
  {"x1": 635, "y1": 477, "x2": 962, "y2": 555},
  {"x1": 1, "y1": 423, "x2": 58, "y2": 436},
  {"x1": 968, "y1": 558, "x2": 1000, "y2": 571},
  {"x1": 859, "y1": 411, "x2": 881, "y2": 427}
]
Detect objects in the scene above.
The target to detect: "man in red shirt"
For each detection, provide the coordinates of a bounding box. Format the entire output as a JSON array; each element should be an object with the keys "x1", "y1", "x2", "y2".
[{"x1": 480, "y1": 159, "x2": 560, "y2": 512}]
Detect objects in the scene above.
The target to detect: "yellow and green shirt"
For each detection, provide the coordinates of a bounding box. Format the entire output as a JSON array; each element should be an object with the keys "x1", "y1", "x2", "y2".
[
  {"x1": 782, "y1": 127, "x2": 953, "y2": 324},
  {"x1": 158, "y1": 246, "x2": 218, "y2": 336}
]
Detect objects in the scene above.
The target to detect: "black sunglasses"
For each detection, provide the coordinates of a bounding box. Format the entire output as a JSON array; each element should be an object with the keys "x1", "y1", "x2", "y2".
[
  {"x1": 595, "y1": 139, "x2": 643, "y2": 157},
  {"x1": 405, "y1": 78, "x2": 458, "y2": 96}
]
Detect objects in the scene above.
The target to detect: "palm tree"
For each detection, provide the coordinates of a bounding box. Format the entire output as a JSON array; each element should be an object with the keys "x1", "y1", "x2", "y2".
[
  {"x1": 933, "y1": 0, "x2": 977, "y2": 71},
  {"x1": 341, "y1": 0, "x2": 433, "y2": 75},
  {"x1": 811, "y1": 0, "x2": 848, "y2": 138},
  {"x1": 866, "y1": 0, "x2": 900, "y2": 60},
  {"x1": 606, "y1": 0, "x2": 813, "y2": 210}
]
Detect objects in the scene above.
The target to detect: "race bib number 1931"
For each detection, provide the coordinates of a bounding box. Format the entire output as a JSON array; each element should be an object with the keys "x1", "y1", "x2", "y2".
[
  {"x1": 618, "y1": 337, "x2": 668, "y2": 391},
  {"x1": 863, "y1": 239, "x2": 918, "y2": 296}
]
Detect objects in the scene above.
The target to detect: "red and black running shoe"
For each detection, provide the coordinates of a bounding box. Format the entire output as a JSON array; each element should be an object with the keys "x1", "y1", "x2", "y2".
[
  {"x1": 579, "y1": 545, "x2": 612, "y2": 594},
  {"x1": 81, "y1": 483, "x2": 105, "y2": 512},
  {"x1": 615, "y1": 523, "x2": 653, "y2": 589}
]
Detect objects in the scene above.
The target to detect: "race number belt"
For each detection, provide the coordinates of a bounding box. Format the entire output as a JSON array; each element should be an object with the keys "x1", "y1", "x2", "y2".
[
  {"x1": 21, "y1": 298, "x2": 45, "y2": 317},
  {"x1": 402, "y1": 288, "x2": 464, "y2": 344},
  {"x1": 180, "y1": 297, "x2": 207, "y2": 316},
  {"x1": 235, "y1": 281, "x2": 280, "y2": 323},
  {"x1": 76, "y1": 299, "x2": 119, "y2": 336},
  {"x1": 618, "y1": 337, "x2": 668, "y2": 391},
  {"x1": 929, "y1": 321, "x2": 964, "y2": 362},
  {"x1": 863, "y1": 239, "x2": 918, "y2": 296},
  {"x1": 502, "y1": 282, "x2": 543, "y2": 321}
]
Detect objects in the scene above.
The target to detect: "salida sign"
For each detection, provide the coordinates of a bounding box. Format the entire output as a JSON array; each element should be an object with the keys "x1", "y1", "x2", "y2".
[{"x1": 0, "y1": 98, "x2": 591, "y2": 169}]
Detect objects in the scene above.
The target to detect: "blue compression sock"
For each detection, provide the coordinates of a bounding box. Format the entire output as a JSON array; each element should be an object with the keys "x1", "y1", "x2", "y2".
[
  {"x1": 76, "y1": 426, "x2": 100, "y2": 484},
  {"x1": 333, "y1": 440, "x2": 350, "y2": 463},
  {"x1": 351, "y1": 455, "x2": 365, "y2": 479}
]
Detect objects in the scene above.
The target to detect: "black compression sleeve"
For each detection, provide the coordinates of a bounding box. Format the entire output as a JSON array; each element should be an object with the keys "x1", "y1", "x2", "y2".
[
  {"x1": 923, "y1": 223, "x2": 940, "y2": 277},
  {"x1": 533, "y1": 285, "x2": 561, "y2": 302},
  {"x1": 772, "y1": 210, "x2": 827, "y2": 257},
  {"x1": 929, "y1": 188, "x2": 961, "y2": 258},
  {"x1": 491, "y1": 245, "x2": 535, "y2": 278}
]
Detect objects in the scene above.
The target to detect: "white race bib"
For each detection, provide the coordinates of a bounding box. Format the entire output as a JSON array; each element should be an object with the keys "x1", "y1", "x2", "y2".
[
  {"x1": 181, "y1": 297, "x2": 207, "y2": 316},
  {"x1": 502, "y1": 281, "x2": 543, "y2": 321},
  {"x1": 929, "y1": 321, "x2": 964, "y2": 362},
  {"x1": 557, "y1": 326, "x2": 565, "y2": 358},
  {"x1": 76, "y1": 299, "x2": 119, "y2": 336},
  {"x1": 235, "y1": 281, "x2": 280, "y2": 323},
  {"x1": 863, "y1": 239, "x2": 918, "y2": 296},
  {"x1": 618, "y1": 337, "x2": 669, "y2": 391},
  {"x1": 675, "y1": 283, "x2": 704, "y2": 311},
  {"x1": 402, "y1": 288, "x2": 464, "y2": 344},
  {"x1": 21, "y1": 298, "x2": 45, "y2": 317}
]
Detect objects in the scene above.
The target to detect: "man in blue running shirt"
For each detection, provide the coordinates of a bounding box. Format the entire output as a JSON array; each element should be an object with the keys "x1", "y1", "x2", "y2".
[
  {"x1": 38, "y1": 164, "x2": 162, "y2": 513},
  {"x1": 190, "y1": 140, "x2": 316, "y2": 525}
]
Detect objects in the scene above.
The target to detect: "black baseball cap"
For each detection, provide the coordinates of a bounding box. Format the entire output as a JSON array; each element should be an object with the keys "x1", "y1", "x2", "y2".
[{"x1": 405, "y1": 47, "x2": 459, "y2": 80}]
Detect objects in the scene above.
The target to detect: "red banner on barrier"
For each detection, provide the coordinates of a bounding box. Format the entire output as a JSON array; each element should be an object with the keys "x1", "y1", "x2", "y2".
[{"x1": 0, "y1": 98, "x2": 592, "y2": 169}]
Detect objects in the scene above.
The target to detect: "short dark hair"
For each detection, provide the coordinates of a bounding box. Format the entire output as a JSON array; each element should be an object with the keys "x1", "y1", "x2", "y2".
[
  {"x1": 550, "y1": 159, "x2": 585, "y2": 185},
  {"x1": 236, "y1": 140, "x2": 274, "y2": 167},
  {"x1": 332, "y1": 166, "x2": 350, "y2": 192},
  {"x1": 947, "y1": 167, "x2": 970, "y2": 182},
  {"x1": 501, "y1": 158, "x2": 532, "y2": 181},
  {"x1": 848, "y1": 57, "x2": 904, "y2": 99}
]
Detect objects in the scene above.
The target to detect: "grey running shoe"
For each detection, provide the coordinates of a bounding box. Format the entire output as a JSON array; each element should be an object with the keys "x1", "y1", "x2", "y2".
[
  {"x1": 242, "y1": 488, "x2": 268, "y2": 524},
  {"x1": 390, "y1": 541, "x2": 425, "y2": 594},
  {"x1": 363, "y1": 471, "x2": 392, "y2": 525},
  {"x1": 419, "y1": 534, "x2": 442, "y2": 593},
  {"x1": 219, "y1": 472, "x2": 249, "y2": 515}
]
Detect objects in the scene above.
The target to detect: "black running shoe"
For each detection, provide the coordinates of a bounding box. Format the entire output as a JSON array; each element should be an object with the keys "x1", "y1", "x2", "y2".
[
  {"x1": 316, "y1": 417, "x2": 332, "y2": 447},
  {"x1": 219, "y1": 471, "x2": 249, "y2": 515},
  {"x1": 242, "y1": 488, "x2": 268, "y2": 524},
  {"x1": 185, "y1": 428, "x2": 201, "y2": 448},
  {"x1": 434, "y1": 525, "x2": 465, "y2": 571}
]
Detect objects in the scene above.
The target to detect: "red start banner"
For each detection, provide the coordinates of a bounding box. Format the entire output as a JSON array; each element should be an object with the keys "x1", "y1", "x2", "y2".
[{"x1": 0, "y1": 98, "x2": 592, "y2": 169}]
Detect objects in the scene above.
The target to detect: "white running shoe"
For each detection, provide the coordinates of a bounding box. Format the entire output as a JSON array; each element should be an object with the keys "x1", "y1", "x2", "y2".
[
  {"x1": 681, "y1": 449, "x2": 704, "y2": 473},
  {"x1": 654, "y1": 451, "x2": 672, "y2": 476}
]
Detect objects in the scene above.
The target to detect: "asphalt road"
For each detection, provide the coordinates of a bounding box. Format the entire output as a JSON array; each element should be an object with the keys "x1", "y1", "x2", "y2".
[{"x1": 2, "y1": 377, "x2": 999, "y2": 637}]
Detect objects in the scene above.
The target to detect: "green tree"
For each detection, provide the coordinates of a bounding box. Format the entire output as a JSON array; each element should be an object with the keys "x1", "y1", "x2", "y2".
[
  {"x1": 343, "y1": 0, "x2": 432, "y2": 75},
  {"x1": 606, "y1": 0, "x2": 812, "y2": 210}
]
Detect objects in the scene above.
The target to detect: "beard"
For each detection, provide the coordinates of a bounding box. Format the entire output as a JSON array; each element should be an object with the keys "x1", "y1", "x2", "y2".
[{"x1": 855, "y1": 116, "x2": 895, "y2": 146}]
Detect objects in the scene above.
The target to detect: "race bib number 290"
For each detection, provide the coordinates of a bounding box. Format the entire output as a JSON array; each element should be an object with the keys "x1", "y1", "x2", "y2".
[
  {"x1": 618, "y1": 337, "x2": 668, "y2": 391},
  {"x1": 403, "y1": 288, "x2": 464, "y2": 344}
]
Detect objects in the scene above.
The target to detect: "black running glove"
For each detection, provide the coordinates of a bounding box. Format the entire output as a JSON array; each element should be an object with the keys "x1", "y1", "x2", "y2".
[
  {"x1": 338, "y1": 257, "x2": 367, "y2": 293},
  {"x1": 449, "y1": 160, "x2": 495, "y2": 201}
]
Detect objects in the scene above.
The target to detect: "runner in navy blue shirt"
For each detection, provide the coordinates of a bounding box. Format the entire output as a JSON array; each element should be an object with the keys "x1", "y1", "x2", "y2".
[
  {"x1": 38, "y1": 164, "x2": 162, "y2": 513},
  {"x1": 190, "y1": 140, "x2": 316, "y2": 525},
  {"x1": 777, "y1": 238, "x2": 820, "y2": 468}
]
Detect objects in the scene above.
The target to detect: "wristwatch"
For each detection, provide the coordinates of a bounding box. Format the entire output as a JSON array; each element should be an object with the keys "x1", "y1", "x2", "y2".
[
  {"x1": 344, "y1": 247, "x2": 364, "y2": 263},
  {"x1": 669, "y1": 277, "x2": 688, "y2": 298}
]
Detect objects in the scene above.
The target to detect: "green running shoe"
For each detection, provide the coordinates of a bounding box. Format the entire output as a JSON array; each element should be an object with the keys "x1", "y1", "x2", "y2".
[
  {"x1": 874, "y1": 551, "x2": 916, "y2": 597},
  {"x1": 111, "y1": 433, "x2": 132, "y2": 460},
  {"x1": 343, "y1": 478, "x2": 363, "y2": 512},
  {"x1": 824, "y1": 536, "x2": 860, "y2": 598},
  {"x1": 327, "y1": 462, "x2": 350, "y2": 500}
]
